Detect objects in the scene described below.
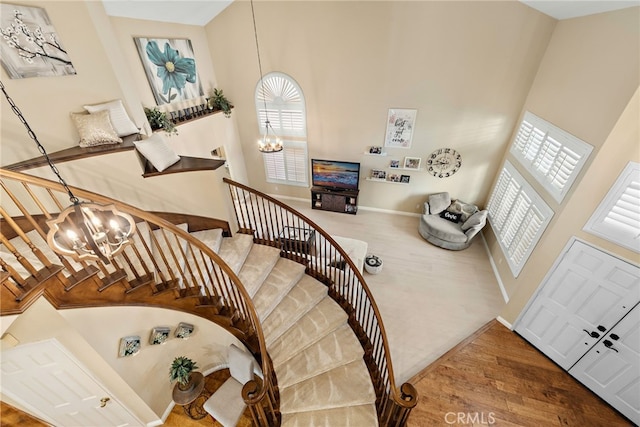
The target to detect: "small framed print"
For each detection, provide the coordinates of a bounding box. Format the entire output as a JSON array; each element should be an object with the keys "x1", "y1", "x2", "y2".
[
  {"x1": 371, "y1": 169, "x2": 387, "y2": 180},
  {"x1": 175, "y1": 322, "x2": 194, "y2": 339},
  {"x1": 389, "y1": 174, "x2": 401, "y2": 182},
  {"x1": 149, "y1": 327, "x2": 170, "y2": 345},
  {"x1": 403, "y1": 157, "x2": 421, "y2": 170},
  {"x1": 384, "y1": 108, "x2": 417, "y2": 148},
  {"x1": 400, "y1": 175, "x2": 411, "y2": 184},
  {"x1": 369, "y1": 146, "x2": 383, "y2": 155},
  {"x1": 389, "y1": 159, "x2": 400, "y2": 169},
  {"x1": 119, "y1": 336, "x2": 141, "y2": 357}
]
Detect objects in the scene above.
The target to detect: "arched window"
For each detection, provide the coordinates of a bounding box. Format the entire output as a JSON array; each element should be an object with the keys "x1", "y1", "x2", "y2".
[{"x1": 255, "y1": 72, "x2": 308, "y2": 186}]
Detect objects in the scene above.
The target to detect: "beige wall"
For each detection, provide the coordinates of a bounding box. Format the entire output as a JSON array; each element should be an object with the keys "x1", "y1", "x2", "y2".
[
  {"x1": 483, "y1": 8, "x2": 640, "y2": 324},
  {"x1": 1, "y1": 0, "x2": 131, "y2": 165},
  {"x1": 206, "y1": 1, "x2": 556, "y2": 212},
  {"x1": 1, "y1": 298, "x2": 160, "y2": 424}
]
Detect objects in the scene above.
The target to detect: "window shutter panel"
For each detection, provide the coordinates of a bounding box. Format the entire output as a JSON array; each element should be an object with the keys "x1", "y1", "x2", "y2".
[
  {"x1": 510, "y1": 111, "x2": 592, "y2": 202},
  {"x1": 585, "y1": 162, "x2": 640, "y2": 252},
  {"x1": 263, "y1": 151, "x2": 286, "y2": 181},
  {"x1": 488, "y1": 161, "x2": 554, "y2": 276}
]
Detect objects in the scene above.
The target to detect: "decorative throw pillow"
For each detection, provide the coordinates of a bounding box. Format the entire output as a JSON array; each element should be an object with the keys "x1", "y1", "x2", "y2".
[
  {"x1": 428, "y1": 192, "x2": 451, "y2": 215},
  {"x1": 461, "y1": 210, "x2": 488, "y2": 231},
  {"x1": 70, "y1": 110, "x2": 123, "y2": 147},
  {"x1": 133, "y1": 133, "x2": 181, "y2": 172},
  {"x1": 440, "y1": 210, "x2": 462, "y2": 223},
  {"x1": 449, "y1": 199, "x2": 478, "y2": 222},
  {"x1": 84, "y1": 99, "x2": 139, "y2": 137}
]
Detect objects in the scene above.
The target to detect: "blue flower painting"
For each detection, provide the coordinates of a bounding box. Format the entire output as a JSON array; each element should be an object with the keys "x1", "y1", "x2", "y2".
[{"x1": 134, "y1": 37, "x2": 203, "y2": 105}]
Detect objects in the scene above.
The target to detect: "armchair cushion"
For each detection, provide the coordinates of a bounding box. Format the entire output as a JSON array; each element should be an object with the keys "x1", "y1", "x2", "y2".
[
  {"x1": 428, "y1": 192, "x2": 451, "y2": 215},
  {"x1": 461, "y1": 210, "x2": 488, "y2": 231},
  {"x1": 421, "y1": 214, "x2": 468, "y2": 244},
  {"x1": 228, "y1": 344, "x2": 254, "y2": 385}
]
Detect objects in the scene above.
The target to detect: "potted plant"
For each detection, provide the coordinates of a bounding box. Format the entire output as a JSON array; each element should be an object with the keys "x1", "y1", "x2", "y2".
[
  {"x1": 169, "y1": 356, "x2": 199, "y2": 390},
  {"x1": 206, "y1": 88, "x2": 232, "y2": 118},
  {"x1": 144, "y1": 107, "x2": 177, "y2": 135}
]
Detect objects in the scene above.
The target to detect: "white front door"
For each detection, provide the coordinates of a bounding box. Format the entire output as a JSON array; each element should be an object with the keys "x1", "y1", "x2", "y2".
[
  {"x1": 516, "y1": 240, "x2": 640, "y2": 370},
  {"x1": 1, "y1": 339, "x2": 144, "y2": 427},
  {"x1": 569, "y1": 303, "x2": 640, "y2": 425}
]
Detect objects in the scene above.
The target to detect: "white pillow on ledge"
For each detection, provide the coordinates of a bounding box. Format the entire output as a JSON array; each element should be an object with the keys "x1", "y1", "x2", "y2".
[
  {"x1": 84, "y1": 99, "x2": 139, "y2": 137},
  {"x1": 134, "y1": 133, "x2": 181, "y2": 172}
]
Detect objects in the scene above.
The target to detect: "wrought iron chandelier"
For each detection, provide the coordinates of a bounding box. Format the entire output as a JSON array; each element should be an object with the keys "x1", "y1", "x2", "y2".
[
  {"x1": 1, "y1": 81, "x2": 136, "y2": 264},
  {"x1": 251, "y1": 0, "x2": 283, "y2": 154}
]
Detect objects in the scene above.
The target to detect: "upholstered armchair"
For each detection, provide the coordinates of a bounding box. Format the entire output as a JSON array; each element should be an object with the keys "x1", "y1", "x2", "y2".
[
  {"x1": 203, "y1": 344, "x2": 255, "y2": 426},
  {"x1": 418, "y1": 192, "x2": 487, "y2": 250}
]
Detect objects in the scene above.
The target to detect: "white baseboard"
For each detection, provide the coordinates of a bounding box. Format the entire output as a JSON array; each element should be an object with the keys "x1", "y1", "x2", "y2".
[
  {"x1": 481, "y1": 234, "x2": 509, "y2": 303},
  {"x1": 496, "y1": 316, "x2": 513, "y2": 330},
  {"x1": 268, "y1": 193, "x2": 421, "y2": 217}
]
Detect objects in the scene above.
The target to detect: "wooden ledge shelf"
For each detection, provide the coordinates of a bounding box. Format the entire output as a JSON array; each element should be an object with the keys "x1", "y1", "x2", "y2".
[
  {"x1": 4, "y1": 133, "x2": 142, "y2": 172},
  {"x1": 141, "y1": 155, "x2": 226, "y2": 178}
]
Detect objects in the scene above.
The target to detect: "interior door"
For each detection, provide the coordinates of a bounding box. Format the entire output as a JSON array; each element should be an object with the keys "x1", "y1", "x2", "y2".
[
  {"x1": 569, "y1": 303, "x2": 640, "y2": 425},
  {"x1": 1, "y1": 338, "x2": 143, "y2": 427},
  {"x1": 516, "y1": 240, "x2": 640, "y2": 370}
]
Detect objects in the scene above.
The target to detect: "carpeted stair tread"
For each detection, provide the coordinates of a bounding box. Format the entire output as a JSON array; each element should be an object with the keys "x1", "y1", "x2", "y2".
[
  {"x1": 281, "y1": 404, "x2": 379, "y2": 427},
  {"x1": 280, "y1": 359, "x2": 376, "y2": 414},
  {"x1": 268, "y1": 297, "x2": 348, "y2": 367},
  {"x1": 217, "y1": 233, "x2": 254, "y2": 274},
  {"x1": 253, "y1": 258, "x2": 306, "y2": 320},
  {"x1": 189, "y1": 228, "x2": 224, "y2": 254},
  {"x1": 275, "y1": 324, "x2": 364, "y2": 388},
  {"x1": 238, "y1": 244, "x2": 281, "y2": 297},
  {"x1": 263, "y1": 276, "x2": 327, "y2": 346}
]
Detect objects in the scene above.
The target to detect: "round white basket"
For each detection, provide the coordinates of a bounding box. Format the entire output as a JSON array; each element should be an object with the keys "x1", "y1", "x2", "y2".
[{"x1": 364, "y1": 255, "x2": 383, "y2": 274}]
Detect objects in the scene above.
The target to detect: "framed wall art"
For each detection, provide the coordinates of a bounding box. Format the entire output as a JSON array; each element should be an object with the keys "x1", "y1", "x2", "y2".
[
  {"x1": 175, "y1": 322, "x2": 194, "y2": 339},
  {"x1": 0, "y1": 3, "x2": 76, "y2": 79},
  {"x1": 403, "y1": 157, "x2": 422, "y2": 170},
  {"x1": 134, "y1": 37, "x2": 204, "y2": 105},
  {"x1": 119, "y1": 336, "x2": 141, "y2": 357},
  {"x1": 149, "y1": 327, "x2": 170, "y2": 345},
  {"x1": 384, "y1": 108, "x2": 417, "y2": 148}
]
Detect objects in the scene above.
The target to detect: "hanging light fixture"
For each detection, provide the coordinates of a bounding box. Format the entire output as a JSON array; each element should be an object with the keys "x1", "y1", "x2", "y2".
[
  {"x1": 251, "y1": 0, "x2": 283, "y2": 154},
  {"x1": 1, "y1": 81, "x2": 136, "y2": 264}
]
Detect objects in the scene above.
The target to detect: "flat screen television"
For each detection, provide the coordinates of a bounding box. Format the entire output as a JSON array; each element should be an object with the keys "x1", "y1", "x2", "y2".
[{"x1": 311, "y1": 159, "x2": 360, "y2": 191}]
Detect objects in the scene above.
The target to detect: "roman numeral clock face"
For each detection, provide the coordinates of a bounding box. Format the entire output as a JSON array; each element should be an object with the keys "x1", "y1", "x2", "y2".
[{"x1": 426, "y1": 148, "x2": 462, "y2": 178}]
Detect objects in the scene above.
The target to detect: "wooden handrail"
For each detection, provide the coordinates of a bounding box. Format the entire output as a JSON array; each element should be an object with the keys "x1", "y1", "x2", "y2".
[
  {"x1": 0, "y1": 169, "x2": 279, "y2": 426},
  {"x1": 223, "y1": 177, "x2": 418, "y2": 426}
]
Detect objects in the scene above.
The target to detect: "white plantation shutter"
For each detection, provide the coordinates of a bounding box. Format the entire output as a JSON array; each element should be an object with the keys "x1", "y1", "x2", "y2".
[
  {"x1": 256, "y1": 73, "x2": 306, "y2": 137},
  {"x1": 263, "y1": 141, "x2": 308, "y2": 186},
  {"x1": 488, "y1": 161, "x2": 554, "y2": 277},
  {"x1": 510, "y1": 112, "x2": 593, "y2": 203},
  {"x1": 584, "y1": 162, "x2": 640, "y2": 253},
  {"x1": 256, "y1": 72, "x2": 308, "y2": 186}
]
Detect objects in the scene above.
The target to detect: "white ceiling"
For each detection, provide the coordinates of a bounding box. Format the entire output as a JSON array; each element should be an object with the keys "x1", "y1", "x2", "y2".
[
  {"x1": 101, "y1": 0, "x2": 234, "y2": 26},
  {"x1": 100, "y1": 0, "x2": 639, "y2": 26},
  {"x1": 520, "y1": 0, "x2": 639, "y2": 20}
]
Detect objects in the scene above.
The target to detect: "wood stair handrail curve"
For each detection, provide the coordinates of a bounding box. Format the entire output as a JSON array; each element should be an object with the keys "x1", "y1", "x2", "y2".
[
  {"x1": 0, "y1": 168, "x2": 277, "y2": 425},
  {"x1": 223, "y1": 177, "x2": 418, "y2": 425}
]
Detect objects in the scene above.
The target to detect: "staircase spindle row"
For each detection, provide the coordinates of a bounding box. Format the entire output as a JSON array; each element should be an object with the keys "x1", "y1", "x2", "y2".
[
  {"x1": 0, "y1": 169, "x2": 279, "y2": 426},
  {"x1": 224, "y1": 177, "x2": 418, "y2": 426}
]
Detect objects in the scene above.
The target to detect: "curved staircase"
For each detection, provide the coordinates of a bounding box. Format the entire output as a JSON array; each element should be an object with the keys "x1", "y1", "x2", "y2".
[
  {"x1": 217, "y1": 232, "x2": 378, "y2": 425},
  {"x1": 0, "y1": 169, "x2": 417, "y2": 426}
]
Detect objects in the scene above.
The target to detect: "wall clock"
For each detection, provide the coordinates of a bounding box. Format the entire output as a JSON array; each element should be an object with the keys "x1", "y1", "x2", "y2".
[{"x1": 426, "y1": 148, "x2": 462, "y2": 178}]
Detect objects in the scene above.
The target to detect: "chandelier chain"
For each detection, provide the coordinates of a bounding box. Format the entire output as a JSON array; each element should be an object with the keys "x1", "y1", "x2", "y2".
[
  {"x1": 0, "y1": 80, "x2": 79, "y2": 204},
  {"x1": 250, "y1": 0, "x2": 271, "y2": 127}
]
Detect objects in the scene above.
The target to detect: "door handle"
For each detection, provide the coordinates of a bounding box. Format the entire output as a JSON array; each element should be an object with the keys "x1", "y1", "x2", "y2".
[
  {"x1": 603, "y1": 340, "x2": 619, "y2": 353},
  {"x1": 583, "y1": 329, "x2": 600, "y2": 338},
  {"x1": 100, "y1": 397, "x2": 110, "y2": 408}
]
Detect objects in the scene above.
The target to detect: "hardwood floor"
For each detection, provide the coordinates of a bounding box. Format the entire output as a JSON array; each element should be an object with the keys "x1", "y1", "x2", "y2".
[{"x1": 408, "y1": 320, "x2": 632, "y2": 426}]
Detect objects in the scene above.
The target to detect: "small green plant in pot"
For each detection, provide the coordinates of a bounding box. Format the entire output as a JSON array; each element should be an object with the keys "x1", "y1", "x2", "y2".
[
  {"x1": 144, "y1": 107, "x2": 177, "y2": 135},
  {"x1": 169, "y1": 356, "x2": 198, "y2": 390},
  {"x1": 206, "y1": 88, "x2": 232, "y2": 118}
]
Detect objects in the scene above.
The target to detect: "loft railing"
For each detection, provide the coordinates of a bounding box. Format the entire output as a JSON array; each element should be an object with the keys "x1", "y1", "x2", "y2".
[
  {"x1": 0, "y1": 169, "x2": 278, "y2": 426},
  {"x1": 223, "y1": 177, "x2": 418, "y2": 426}
]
